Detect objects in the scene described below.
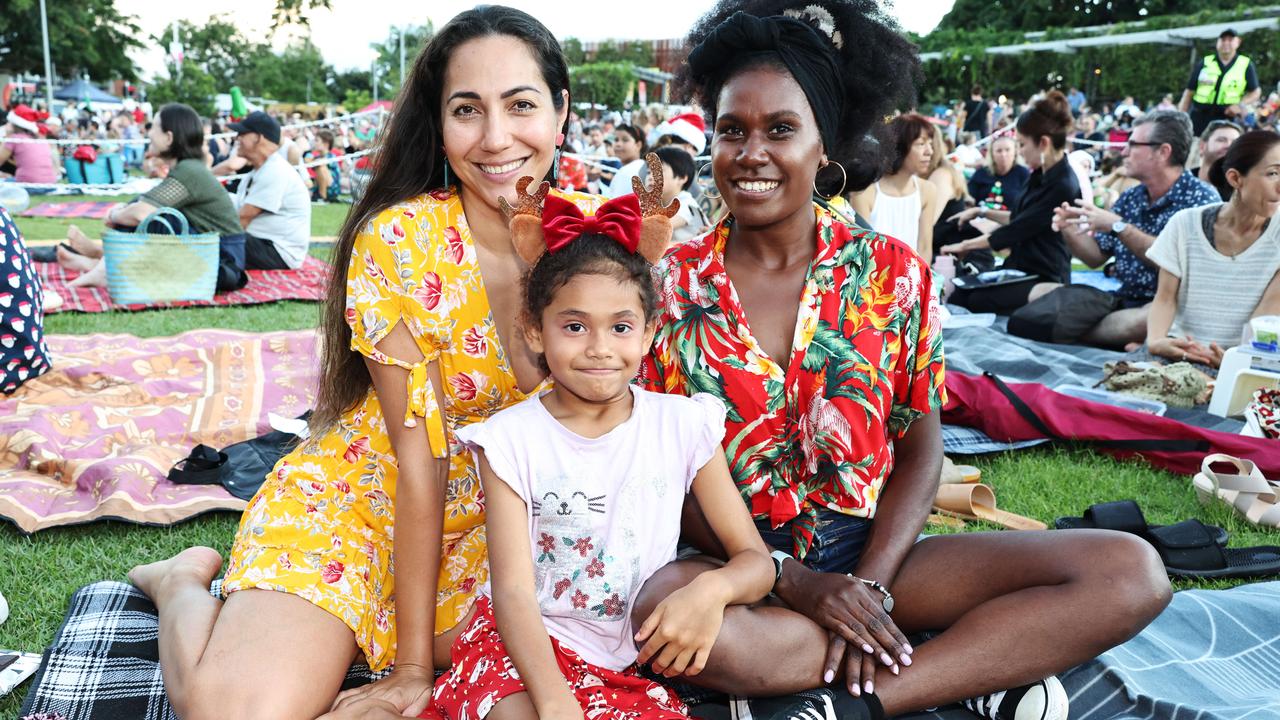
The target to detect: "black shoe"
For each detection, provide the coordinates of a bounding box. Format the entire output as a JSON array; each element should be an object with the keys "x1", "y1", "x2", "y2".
[{"x1": 730, "y1": 688, "x2": 880, "y2": 720}]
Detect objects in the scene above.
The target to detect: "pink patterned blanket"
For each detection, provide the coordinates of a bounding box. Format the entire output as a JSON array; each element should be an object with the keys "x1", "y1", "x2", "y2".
[{"x1": 0, "y1": 328, "x2": 317, "y2": 533}]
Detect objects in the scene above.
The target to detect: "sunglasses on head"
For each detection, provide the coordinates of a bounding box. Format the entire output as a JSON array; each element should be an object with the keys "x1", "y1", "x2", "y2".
[{"x1": 1204, "y1": 120, "x2": 1244, "y2": 135}]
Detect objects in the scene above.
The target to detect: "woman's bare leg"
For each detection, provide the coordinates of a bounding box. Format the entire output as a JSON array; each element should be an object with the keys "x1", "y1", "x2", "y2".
[
  {"x1": 66, "y1": 258, "x2": 107, "y2": 288},
  {"x1": 56, "y1": 245, "x2": 97, "y2": 273},
  {"x1": 632, "y1": 530, "x2": 1170, "y2": 715},
  {"x1": 129, "y1": 547, "x2": 360, "y2": 720},
  {"x1": 66, "y1": 225, "x2": 104, "y2": 258}
]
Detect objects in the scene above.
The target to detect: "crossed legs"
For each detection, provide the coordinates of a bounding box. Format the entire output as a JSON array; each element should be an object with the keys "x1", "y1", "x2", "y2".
[
  {"x1": 631, "y1": 529, "x2": 1170, "y2": 716},
  {"x1": 130, "y1": 547, "x2": 471, "y2": 720}
]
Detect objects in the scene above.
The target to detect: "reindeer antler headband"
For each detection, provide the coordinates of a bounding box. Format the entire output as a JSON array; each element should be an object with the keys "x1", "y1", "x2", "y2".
[{"x1": 499, "y1": 153, "x2": 680, "y2": 265}]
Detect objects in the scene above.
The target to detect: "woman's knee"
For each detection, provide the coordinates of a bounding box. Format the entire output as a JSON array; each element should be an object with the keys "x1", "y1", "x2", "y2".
[
  {"x1": 1077, "y1": 531, "x2": 1172, "y2": 637},
  {"x1": 629, "y1": 558, "x2": 721, "y2": 632}
]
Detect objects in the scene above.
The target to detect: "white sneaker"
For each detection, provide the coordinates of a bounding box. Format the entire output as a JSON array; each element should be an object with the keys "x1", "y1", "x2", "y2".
[{"x1": 961, "y1": 676, "x2": 1069, "y2": 720}]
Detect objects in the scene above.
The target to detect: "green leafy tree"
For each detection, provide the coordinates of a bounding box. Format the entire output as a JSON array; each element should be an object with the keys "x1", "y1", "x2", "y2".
[
  {"x1": 342, "y1": 88, "x2": 374, "y2": 112},
  {"x1": 329, "y1": 69, "x2": 373, "y2": 106},
  {"x1": 240, "y1": 39, "x2": 331, "y2": 103},
  {"x1": 570, "y1": 62, "x2": 635, "y2": 108},
  {"x1": 151, "y1": 17, "x2": 253, "y2": 93},
  {"x1": 562, "y1": 37, "x2": 587, "y2": 66},
  {"x1": 148, "y1": 60, "x2": 218, "y2": 116},
  {"x1": 369, "y1": 23, "x2": 434, "y2": 97},
  {"x1": 937, "y1": 0, "x2": 1247, "y2": 32},
  {"x1": 0, "y1": 0, "x2": 142, "y2": 80}
]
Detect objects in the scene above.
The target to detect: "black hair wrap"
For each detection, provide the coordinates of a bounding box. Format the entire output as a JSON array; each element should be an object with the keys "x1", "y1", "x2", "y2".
[{"x1": 686, "y1": 11, "x2": 843, "y2": 152}]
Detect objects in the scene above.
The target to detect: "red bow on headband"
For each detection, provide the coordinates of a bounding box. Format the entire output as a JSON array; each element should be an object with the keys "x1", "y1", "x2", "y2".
[{"x1": 541, "y1": 193, "x2": 642, "y2": 254}]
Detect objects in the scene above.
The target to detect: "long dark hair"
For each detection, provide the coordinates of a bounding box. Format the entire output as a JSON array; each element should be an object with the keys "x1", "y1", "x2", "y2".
[
  {"x1": 155, "y1": 104, "x2": 206, "y2": 162},
  {"x1": 312, "y1": 5, "x2": 571, "y2": 432}
]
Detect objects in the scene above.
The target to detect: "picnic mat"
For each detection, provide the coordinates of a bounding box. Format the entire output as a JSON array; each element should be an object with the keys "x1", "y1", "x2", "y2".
[
  {"x1": 19, "y1": 580, "x2": 1280, "y2": 720},
  {"x1": 0, "y1": 328, "x2": 317, "y2": 533},
  {"x1": 941, "y1": 312, "x2": 1243, "y2": 434},
  {"x1": 20, "y1": 202, "x2": 120, "y2": 220},
  {"x1": 37, "y1": 256, "x2": 331, "y2": 313}
]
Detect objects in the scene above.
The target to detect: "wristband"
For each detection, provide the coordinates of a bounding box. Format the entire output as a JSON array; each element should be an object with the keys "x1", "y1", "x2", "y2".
[{"x1": 848, "y1": 574, "x2": 895, "y2": 614}]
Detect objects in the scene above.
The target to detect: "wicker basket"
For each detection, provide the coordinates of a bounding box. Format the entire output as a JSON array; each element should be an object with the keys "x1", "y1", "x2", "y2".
[{"x1": 102, "y1": 208, "x2": 219, "y2": 304}]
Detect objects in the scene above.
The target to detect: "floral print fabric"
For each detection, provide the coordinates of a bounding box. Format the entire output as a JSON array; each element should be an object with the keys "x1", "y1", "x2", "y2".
[
  {"x1": 223, "y1": 187, "x2": 601, "y2": 670},
  {"x1": 640, "y1": 204, "x2": 946, "y2": 558}
]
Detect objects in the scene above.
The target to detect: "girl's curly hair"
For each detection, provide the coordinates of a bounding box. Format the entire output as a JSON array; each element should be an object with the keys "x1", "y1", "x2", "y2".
[{"x1": 677, "y1": 0, "x2": 921, "y2": 193}]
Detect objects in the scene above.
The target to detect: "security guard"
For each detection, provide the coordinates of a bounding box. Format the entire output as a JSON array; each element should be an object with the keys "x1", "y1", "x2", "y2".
[{"x1": 1179, "y1": 28, "x2": 1261, "y2": 135}]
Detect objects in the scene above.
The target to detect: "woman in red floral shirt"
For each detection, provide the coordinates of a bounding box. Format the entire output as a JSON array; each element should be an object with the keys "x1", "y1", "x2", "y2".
[{"x1": 633, "y1": 3, "x2": 1171, "y2": 719}]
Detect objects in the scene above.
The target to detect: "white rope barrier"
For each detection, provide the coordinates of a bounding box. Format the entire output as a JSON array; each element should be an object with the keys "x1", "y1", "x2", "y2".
[
  {"x1": 0, "y1": 108, "x2": 389, "y2": 146},
  {"x1": 11, "y1": 147, "x2": 376, "y2": 194}
]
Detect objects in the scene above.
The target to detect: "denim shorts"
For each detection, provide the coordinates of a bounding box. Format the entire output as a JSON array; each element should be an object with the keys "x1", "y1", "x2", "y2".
[{"x1": 756, "y1": 509, "x2": 873, "y2": 574}]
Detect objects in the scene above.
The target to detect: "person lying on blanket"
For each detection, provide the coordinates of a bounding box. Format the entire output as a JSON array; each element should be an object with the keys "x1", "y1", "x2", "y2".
[
  {"x1": 49, "y1": 103, "x2": 249, "y2": 292},
  {"x1": 631, "y1": 3, "x2": 1172, "y2": 719}
]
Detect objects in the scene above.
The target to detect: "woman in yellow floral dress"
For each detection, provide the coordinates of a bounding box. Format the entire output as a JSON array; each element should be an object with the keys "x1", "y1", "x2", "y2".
[{"x1": 127, "y1": 8, "x2": 600, "y2": 719}]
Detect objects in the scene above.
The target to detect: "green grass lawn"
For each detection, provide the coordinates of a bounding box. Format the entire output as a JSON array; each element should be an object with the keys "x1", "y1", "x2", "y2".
[{"x1": 2, "y1": 196, "x2": 1277, "y2": 715}]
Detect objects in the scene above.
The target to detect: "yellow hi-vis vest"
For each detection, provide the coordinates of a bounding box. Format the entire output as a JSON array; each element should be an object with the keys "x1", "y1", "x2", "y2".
[{"x1": 1192, "y1": 54, "x2": 1252, "y2": 106}]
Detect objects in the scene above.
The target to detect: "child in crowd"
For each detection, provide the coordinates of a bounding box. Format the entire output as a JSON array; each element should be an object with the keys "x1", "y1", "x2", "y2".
[
  {"x1": 375, "y1": 165, "x2": 767, "y2": 720},
  {"x1": 651, "y1": 146, "x2": 710, "y2": 244}
]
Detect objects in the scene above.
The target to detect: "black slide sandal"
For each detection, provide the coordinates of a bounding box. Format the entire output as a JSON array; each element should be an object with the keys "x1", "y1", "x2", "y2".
[
  {"x1": 1054, "y1": 500, "x2": 1229, "y2": 547},
  {"x1": 1149, "y1": 519, "x2": 1280, "y2": 579}
]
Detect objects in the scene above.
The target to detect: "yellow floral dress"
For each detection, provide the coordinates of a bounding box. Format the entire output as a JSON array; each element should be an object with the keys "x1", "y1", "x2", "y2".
[{"x1": 223, "y1": 187, "x2": 602, "y2": 671}]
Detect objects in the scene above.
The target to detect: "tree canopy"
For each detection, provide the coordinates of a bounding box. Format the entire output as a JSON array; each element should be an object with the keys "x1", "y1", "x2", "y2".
[
  {"x1": 936, "y1": 0, "x2": 1248, "y2": 32},
  {"x1": 0, "y1": 0, "x2": 143, "y2": 80}
]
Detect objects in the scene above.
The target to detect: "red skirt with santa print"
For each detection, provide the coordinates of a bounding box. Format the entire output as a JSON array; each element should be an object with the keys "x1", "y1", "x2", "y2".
[{"x1": 421, "y1": 596, "x2": 687, "y2": 720}]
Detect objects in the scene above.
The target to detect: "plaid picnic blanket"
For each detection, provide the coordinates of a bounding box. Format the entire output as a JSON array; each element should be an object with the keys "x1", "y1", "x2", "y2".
[
  {"x1": 19, "y1": 580, "x2": 1280, "y2": 719},
  {"x1": 37, "y1": 256, "x2": 330, "y2": 313},
  {"x1": 20, "y1": 202, "x2": 120, "y2": 220}
]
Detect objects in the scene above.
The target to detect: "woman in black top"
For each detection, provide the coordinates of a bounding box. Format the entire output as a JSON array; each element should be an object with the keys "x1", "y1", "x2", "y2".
[
  {"x1": 966, "y1": 135, "x2": 1031, "y2": 213},
  {"x1": 943, "y1": 91, "x2": 1080, "y2": 314}
]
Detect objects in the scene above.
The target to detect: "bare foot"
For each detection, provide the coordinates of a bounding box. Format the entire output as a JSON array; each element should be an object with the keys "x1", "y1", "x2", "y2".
[
  {"x1": 1123, "y1": 342, "x2": 1142, "y2": 353},
  {"x1": 67, "y1": 225, "x2": 104, "y2": 259},
  {"x1": 67, "y1": 259, "x2": 108, "y2": 288},
  {"x1": 128, "y1": 546, "x2": 224, "y2": 604},
  {"x1": 56, "y1": 245, "x2": 98, "y2": 273}
]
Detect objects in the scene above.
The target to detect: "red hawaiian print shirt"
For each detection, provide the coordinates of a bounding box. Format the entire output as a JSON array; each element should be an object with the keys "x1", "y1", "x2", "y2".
[{"x1": 640, "y1": 204, "x2": 946, "y2": 558}]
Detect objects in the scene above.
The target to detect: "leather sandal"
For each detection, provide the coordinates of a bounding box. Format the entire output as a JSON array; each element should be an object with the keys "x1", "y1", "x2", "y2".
[
  {"x1": 1054, "y1": 500, "x2": 1229, "y2": 547},
  {"x1": 933, "y1": 483, "x2": 1047, "y2": 531},
  {"x1": 1192, "y1": 454, "x2": 1280, "y2": 528}
]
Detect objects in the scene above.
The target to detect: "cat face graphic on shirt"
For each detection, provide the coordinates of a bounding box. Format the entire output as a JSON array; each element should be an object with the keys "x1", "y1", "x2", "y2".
[{"x1": 532, "y1": 490, "x2": 605, "y2": 519}]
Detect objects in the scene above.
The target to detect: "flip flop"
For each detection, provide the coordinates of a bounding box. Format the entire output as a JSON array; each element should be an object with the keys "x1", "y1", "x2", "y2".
[
  {"x1": 940, "y1": 456, "x2": 981, "y2": 484},
  {"x1": 933, "y1": 483, "x2": 1047, "y2": 531},
  {"x1": 926, "y1": 513, "x2": 967, "y2": 529},
  {"x1": 1054, "y1": 500, "x2": 1229, "y2": 547},
  {"x1": 1192, "y1": 454, "x2": 1280, "y2": 528},
  {"x1": 1147, "y1": 519, "x2": 1280, "y2": 579}
]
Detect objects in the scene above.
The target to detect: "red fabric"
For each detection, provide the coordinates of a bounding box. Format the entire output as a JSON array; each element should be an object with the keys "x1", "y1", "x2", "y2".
[
  {"x1": 542, "y1": 193, "x2": 641, "y2": 254},
  {"x1": 422, "y1": 597, "x2": 687, "y2": 720},
  {"x1": 942, "y1": 372, "x2": 1280, "y2": 477},
  {"x1": 37, "y1": 255, "x2": 331, "y2": 313}
]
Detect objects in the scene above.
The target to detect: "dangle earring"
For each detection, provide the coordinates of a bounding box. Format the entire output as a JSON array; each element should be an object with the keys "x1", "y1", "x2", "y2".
[
  {"x1": 552, "y1": 146, "x2": 561, "y2": 183},
  {"x1": 695, "y1": 162, "x2": 721, "y2": 199},
  {"x1": 813, "y1": 160, "x2": 847, "y2": 200},
  {"x1": 443, "y1": 156, "x2": 451, "y2": 188}
]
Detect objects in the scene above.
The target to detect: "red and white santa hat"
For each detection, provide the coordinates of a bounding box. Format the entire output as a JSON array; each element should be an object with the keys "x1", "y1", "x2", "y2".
[
  {"x1": 656, "y1": 112, "x2": 707, "y2": 155},
  {"x1": 6, "y1": 105, "x2": 48, "y2": 136}
]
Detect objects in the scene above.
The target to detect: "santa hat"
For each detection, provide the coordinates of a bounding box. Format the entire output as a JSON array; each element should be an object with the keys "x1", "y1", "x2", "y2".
[
  {"x1": 6, "y1": 105, "x2": 48, "y2": 136},
  {"x1": 657, "y1": 112, "x2": 707, "y2": 155}
]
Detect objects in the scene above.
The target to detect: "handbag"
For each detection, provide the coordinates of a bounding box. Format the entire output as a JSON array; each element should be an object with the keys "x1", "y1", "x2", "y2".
[
  {"x1": 168, "y1": 413, "x2": 310, "y2": 501},
  {"x1": 1008, "y1": 285, "x2": 1121, "y2": 344},
  {"x1": 102, "y1": 208, "x2": 219, "y2": 303}
]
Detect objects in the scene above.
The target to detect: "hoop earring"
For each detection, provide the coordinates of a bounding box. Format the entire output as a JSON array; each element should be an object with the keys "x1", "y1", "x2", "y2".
[
  {"x1": 813, "y1": 160, "x2": 847, "y2": 200},
  {"x1": 696, "y1": 162, "x2": 721, "y2": 200}
]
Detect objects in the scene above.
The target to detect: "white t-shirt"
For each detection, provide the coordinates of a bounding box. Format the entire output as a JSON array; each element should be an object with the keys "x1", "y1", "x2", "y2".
[
  {"x1": 456, "y1": 386, "x2": 726, "y2": 671},
  {"x1": 1147, "y1": 205, "x2": 1280, "y2": 348},
  {"x1": 672, "y1": 190, "x2": 710, "y2": 244},
  {"x1": 234, "y1": 153, "x2": 312, "y2": 268},
  {"x1": 606, "y1": 159, "x2": 646, "y2": 198}
]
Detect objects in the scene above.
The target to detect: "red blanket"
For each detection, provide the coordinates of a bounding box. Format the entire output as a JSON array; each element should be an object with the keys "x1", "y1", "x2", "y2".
[
  {"x1": 943, "y1": 371, "x2": 1280, "y2": 478},
  {"x1": 21, "y1": 201, "x2": 120, "y2": 219},
  {"x1": 39, "y1": 256, "x2": 331, "y2": 313}
]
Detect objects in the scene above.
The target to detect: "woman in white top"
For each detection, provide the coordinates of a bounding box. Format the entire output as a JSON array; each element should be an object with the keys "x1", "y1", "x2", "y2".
[
  {"x1": 852, "y1": 113, "x2": 937, "y2": 257},
  {"x1": 1146, "y1": 130, "x2": 1280, "y2": 368}
]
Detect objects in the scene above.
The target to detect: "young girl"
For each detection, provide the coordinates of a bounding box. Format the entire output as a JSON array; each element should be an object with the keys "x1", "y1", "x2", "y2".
[{"x1": 427, "y1": 161, "x2": 774, "y2": 720}]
